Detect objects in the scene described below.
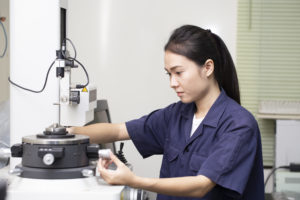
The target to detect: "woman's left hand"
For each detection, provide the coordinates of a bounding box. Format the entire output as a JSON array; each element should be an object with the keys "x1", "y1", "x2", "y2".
[{"x1": 98, "y1": 152, "x2": 136, "y2": 186}]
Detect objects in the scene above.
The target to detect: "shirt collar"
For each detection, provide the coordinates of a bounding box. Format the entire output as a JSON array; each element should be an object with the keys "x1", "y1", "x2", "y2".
[{"x1": 180, "y1": 89, "x2": 229, "y2": 128}]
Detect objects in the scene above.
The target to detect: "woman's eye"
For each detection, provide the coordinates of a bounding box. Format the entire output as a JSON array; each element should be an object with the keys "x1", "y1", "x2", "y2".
[
  {"x1": 165, "y1": 72, "x2": 171, "y2": 76},
  {"x1": 176, "y1": 71, "x2": 182, "y2": 75}
]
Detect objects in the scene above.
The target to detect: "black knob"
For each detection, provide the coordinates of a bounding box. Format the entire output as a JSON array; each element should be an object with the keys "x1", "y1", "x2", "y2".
[
  {"x1": 86, "y1": 144, "x2": 100, "y2": 159},
  {"x1": 11, "y1": 143, "x2": 23, "y2": 157}
]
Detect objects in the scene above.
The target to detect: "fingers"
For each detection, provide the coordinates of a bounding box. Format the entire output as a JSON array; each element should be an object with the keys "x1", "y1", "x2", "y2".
[
  {"x1": 104, "y1": 159, "x2": 113, "y2": 169},
  {"x1": 98, "y1": 159, "x2": 109, "y2": 178},
  {"x1": 109, "y1": 152, "x2": 124, "y2": 167},
  {"x1": 98, "y1": 158, "x2": 112, "y2": 169},
  {"x1": 98, "y1": 159, "x2": 116, "y2": 184},
  {"x1": 66, "y1": 127, "x2": 75, "y2": 134},
  {"x1": 66, "y1": 127, "x2": 71, "y2": 133},
  {"x1": 98, "y1": 166, "x2": 109, "y2": 182},
  {"x1": 98, "y1": 152, "x2": 125, "y2": 170},
  {"x1": 98, "y1": 152, "x2": 131, "y2": 185}
]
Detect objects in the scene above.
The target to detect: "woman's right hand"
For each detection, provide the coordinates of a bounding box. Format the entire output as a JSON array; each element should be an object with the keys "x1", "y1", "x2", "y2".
[{"x1": 98, "y1": 152, "x2": 136, "y2": 186}]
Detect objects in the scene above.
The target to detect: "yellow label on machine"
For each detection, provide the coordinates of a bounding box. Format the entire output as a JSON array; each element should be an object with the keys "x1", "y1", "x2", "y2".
[{"x1": 82, "y1": 87, "x2": 88, "y2": 92}]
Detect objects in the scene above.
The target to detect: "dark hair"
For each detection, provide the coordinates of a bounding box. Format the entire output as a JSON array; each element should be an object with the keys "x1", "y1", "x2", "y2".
[{"x1": 164, "y1": 25, "x2": 240, "y2": 104}]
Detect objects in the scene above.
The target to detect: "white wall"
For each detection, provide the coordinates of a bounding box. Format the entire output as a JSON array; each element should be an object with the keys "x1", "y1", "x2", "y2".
[
  {"x1": 67, "y1": 0, "x2": 237, "y2": 186},
  {"x1": 0, "y1": 0, "x2": 9, "y2": 103}
]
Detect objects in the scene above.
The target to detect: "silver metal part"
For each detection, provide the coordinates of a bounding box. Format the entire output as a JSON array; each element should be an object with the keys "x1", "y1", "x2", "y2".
[
  {"x1": 22, "y1": 134, "x2": 89, "y2": 145},
  {"x1": 9, "y1": 167, "x2": 23, "y2": 176},
  {"x1": 45, "y1": 123, "x2": 66, "y2": 133},
  {"x1": 0, "y1": 147, "x2": 10, "y2": 168},
  {"x1": 81, "y1": 169, "x2": 94, "y2": 177},
  {"x1": 43, "y1": 153, "x2": 55, "y2": 165},
  {"x1": 0, "y1": 147, "x2": 11, "y2": 158},
  {"x1": 98, "y1": 149, "x2": 111, "y2": 160},
  {"x1": 122, "y1": 186, "x2": 148, "y2": 200}
]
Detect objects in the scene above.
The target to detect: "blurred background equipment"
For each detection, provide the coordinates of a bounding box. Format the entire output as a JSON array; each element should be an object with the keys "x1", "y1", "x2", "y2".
[{"x1": 259, "y1": 100, "x2": 300, "y2": 198}]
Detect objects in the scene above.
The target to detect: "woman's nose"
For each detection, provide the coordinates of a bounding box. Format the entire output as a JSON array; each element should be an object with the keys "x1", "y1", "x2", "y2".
[{"x1": 170, "y1": 75, "x2": 179, "y2": 88}]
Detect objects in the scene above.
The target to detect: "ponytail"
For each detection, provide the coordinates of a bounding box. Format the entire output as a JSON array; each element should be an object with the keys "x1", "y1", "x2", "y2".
[{"x1": 211, "y1": 33, "x2": 240, "y2": 104}]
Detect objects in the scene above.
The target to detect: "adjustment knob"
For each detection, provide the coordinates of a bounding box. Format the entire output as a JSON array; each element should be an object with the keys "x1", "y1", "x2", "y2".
[
  {"x1": 11, "y1": 143, "x2": 23, "y2": 157},
  {"x1": 43, "y1": 153, "x2": 55, "y2": 165}
]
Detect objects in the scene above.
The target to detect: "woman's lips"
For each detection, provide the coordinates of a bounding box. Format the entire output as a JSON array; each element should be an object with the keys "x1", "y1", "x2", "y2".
[{"x1": 176, "y1": 92, "x2": 184, "y2": 97}]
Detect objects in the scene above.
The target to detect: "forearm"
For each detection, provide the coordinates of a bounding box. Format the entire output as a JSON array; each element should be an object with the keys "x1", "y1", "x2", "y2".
[
  {"x1": 130, "y1": 175, "x2": 215, "y2": 198},
  {"x1": 69, "y1": 123, "x2": 130, "y2": 143}
]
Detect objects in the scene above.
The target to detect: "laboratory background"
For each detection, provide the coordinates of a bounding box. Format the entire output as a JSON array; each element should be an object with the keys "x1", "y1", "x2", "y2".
[{"x1": 0, "y1": 0, "x2": 300, "y2": 200}]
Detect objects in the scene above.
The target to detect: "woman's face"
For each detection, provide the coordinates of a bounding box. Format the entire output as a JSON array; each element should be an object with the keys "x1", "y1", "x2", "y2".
[{"x1": 164, "y1": 51, "x2": 212, "y2": 103}]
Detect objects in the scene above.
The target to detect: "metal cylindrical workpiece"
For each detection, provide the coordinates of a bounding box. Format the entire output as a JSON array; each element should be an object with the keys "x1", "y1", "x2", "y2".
[{"x1": 98, "y1": 149, "x2": 111, "y2": 160}]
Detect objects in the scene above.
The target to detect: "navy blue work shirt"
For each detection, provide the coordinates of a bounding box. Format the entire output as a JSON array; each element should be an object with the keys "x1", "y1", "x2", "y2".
[{"x1": 126, "y1": 90, "x2": 264, "y2": 200}]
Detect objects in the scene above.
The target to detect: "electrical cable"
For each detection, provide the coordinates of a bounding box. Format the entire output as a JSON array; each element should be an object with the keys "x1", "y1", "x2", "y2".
[
  {"x1": 264, "y1": 165, "x2": 290, "y2": 189},
  {"x1": 73, "y1": 58, "x2": 89, "y2": 88},
  {"x1": 8, "y1": 60, "x2": 55, "y2": 93},
  {"x1": 0, "y1": 20, "x2": 8, "y2": 58},
  {"x1": 8, "y1": 37, "x2": 89, "y2": 92},
  {"x1": 62, "y1": 38, "x2": 89, "y2": 88},
  {"x1": 62, "y1": 38, "x2": 77, "y2": 60}
]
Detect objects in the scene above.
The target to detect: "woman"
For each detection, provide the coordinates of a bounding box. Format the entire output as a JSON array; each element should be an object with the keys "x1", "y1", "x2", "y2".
[{"x1": 68, "y1": 25, "x2": 264, "y2": 199}]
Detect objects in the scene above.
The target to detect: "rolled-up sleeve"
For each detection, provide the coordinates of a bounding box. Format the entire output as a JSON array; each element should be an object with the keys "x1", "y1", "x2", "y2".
[{"x1": 126, "y1": 104, "x2": 174, "y2": 158}]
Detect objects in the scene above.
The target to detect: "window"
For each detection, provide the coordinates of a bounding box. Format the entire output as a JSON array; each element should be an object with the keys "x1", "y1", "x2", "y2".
[{"x1": 237, "y1": 0, "x2": 300, "y2": 166}]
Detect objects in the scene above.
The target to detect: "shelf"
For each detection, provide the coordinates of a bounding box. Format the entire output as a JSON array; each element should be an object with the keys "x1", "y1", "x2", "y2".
[{"x1": 257, "y1": 113, "x2": 300, "y2": 120}]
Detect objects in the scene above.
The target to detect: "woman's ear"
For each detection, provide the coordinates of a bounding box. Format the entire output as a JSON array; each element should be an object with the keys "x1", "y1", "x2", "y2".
[{"x1": 204, "y1": 59, "x2": 214, "y2": 77}]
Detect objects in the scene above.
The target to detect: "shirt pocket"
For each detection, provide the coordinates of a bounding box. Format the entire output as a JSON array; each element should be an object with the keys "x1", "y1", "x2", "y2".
[
  {"x1": 166, "y1": 145, "x2": 179, "y2": 162},
  {"x1": 189, "y1": 153, "x2": 207, "y2": 175},
  {"x1": 160, "y1": 145, "x2": 180, "y2": 177}
]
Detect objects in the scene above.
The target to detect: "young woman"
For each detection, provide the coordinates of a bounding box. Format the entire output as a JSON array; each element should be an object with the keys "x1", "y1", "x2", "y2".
[{"x1": 68, "y1": 25, "x2": 264, "y2": 199}]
